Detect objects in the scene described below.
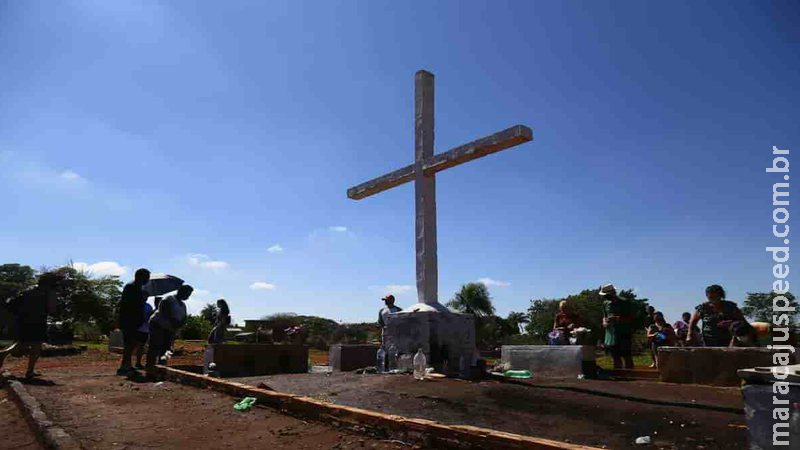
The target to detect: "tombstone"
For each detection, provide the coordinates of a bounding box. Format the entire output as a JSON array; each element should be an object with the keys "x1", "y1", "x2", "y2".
[
  {"x1": 108, "y1": 329, "x2": 124, "y2": 353},
  {"x1": 501, "y1": 345, "x2": 596, "y2": 378},
  {"x1": 738, "y1": 364, "x2": 800, "y2": 448},
  {"x1": 202, "y1": 344, "x2": 308, "y2": 377},
  {"x1": 658, "y1": 346, "x2": 799, "y2": 386},
  {"x1": 329, "y1": 344, "x2": 380, "y2": 371},
  {"x1": 347, "y1": 70, "x2": 533, "y2": 375}
]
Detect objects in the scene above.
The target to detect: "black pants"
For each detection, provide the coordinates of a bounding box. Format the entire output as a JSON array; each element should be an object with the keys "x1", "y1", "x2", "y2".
[{"x1": 145, "y1": 323, "x2": 174, "y2": 372}]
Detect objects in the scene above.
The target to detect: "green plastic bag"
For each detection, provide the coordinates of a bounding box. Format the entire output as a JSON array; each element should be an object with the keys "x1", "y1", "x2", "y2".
[
  {"x1": 503, "y1": 369, "x2": 532, "y2": 379},
  {"x1": 234, "y1": 397, "x2": 257, "y2": 411}
]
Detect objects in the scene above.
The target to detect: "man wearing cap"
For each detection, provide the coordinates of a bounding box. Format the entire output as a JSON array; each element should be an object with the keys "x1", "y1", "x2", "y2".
[
  {"x1": 378, "y1": 295, "x2": 402, "y2": 341},
  {"x1": 600, "y1": 284, "x2": 635, "y2": 369}
]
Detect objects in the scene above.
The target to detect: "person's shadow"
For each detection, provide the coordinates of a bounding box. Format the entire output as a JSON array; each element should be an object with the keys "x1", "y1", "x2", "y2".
[{"x1": 4, "y1": 374, "x2": 58, "y2": 387}]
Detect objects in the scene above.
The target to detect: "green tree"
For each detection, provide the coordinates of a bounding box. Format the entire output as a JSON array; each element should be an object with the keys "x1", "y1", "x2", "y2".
[
  {"x1": 177, "y1": 315, "x2": 213, "y2": 340},
  {"x1": 526, "y1": 287, "x2": 651, "y2": 346},
  {"x1": 506, "y1": 311, "x2": 528, "y2": 334},
  {"x1": 447, "y1": 282, "x2": 495, "y2": 318},
  {"x1": 0, "y1": 263, "x2": 36, "y2": 301},
  {"x1": 200, "y1": 303, "x2": 218, "y2": 323},
  {"x1": 742, "y1": 292, "x2": 797, "y2": 323},
  {"x1": 525, "y1": 298, "x2": 560, "y2": 343},
  {"x1": 40, "y1": 266, "x2": 122, "y2": 334}
]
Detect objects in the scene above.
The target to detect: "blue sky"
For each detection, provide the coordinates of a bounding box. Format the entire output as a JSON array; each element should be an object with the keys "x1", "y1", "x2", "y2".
[{"x1": 1, "y1": 1, "x2": 797, "y2": 324}]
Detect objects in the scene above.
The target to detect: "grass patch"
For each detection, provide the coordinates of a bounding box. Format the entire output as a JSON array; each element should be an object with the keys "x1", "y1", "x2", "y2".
[{"x1": 595, "y1": 353, "x2": 653, "y2": 369}]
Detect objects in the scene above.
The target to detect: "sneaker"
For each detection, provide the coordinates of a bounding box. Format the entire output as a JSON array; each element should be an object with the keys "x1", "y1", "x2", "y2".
[
  {"x1": 116, "y1": 367, "x2": 132, "y2": 376},
  {"x1": 24, "y1": 371, "x2": 41, "y2": 380}
]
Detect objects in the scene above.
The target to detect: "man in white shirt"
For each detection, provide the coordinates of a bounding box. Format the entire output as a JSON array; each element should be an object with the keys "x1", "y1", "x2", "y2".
[
  {"x1": 145, "y1": 285, "x2": 192, "y2": 377},
  {"x1": 378, "y1": 295, "x2": 402, "y2": 343}
]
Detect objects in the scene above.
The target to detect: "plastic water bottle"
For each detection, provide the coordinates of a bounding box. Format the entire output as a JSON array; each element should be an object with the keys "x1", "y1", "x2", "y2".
[
  {"x1": 413, "y1": 348, "x2": 427, "y2": 380},
  {"x1": 387, "y1": 344, "x2": 398, "y2": 371},
  {"x1": 376, "y1": 347, "x2": 386, "y2": 373}
]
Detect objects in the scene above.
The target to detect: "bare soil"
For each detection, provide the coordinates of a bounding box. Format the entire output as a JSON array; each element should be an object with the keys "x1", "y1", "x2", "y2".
[
  {"x1": 1, "y1": 351, "x2": 409, "y2": 450},
  {"x1": 0, "y1": 389, "x2": 43, "y2": 450},
  {"x1": 238, "y1": 372, "x2": 749, "y2": 449},
  {"x1": 1, "y1": 346, "x2": 751, "y2": 449}
]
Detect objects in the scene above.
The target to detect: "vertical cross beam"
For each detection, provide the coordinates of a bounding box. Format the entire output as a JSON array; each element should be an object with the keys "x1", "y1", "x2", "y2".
[{"x1": 415, "y1": 70, "x2": 438, "y2": 305}]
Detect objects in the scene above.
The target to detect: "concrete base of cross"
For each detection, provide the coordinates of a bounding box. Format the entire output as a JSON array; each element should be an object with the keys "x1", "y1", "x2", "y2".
[{"x1": 382, "y1": 309, "x2": 476, "y2": 376}]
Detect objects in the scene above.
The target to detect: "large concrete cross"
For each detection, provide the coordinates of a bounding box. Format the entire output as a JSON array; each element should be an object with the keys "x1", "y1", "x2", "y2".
[{"x1": 347, "y1": 70, "x2": 533, "y2": 312}]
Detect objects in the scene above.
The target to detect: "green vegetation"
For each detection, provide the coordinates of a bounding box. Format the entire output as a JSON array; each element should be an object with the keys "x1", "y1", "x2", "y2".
[
  {"x1": 1, "y1": 263, "x2": 123, "y2": 339},
  {"x1": 526, "y1": 288, "x2": 651, "y2": 348},
  {"x1": 447, "y1": 282, "x2": 531, "y2": 349},
  {"x1": 742, "y1": 291, "x2": 796, "y2": 323}
]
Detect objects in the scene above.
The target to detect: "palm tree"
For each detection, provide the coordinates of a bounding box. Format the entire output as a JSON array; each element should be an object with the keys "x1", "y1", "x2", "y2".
[
  {"x1": 506, "y1": 311, "x2": 529, "y2": 334},
  {"x1": 447, "y1": 282, "x2": 495, "y2": 318}
]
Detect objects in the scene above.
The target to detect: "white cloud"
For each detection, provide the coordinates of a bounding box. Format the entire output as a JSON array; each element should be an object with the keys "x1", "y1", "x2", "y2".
[
  {"x1": 267, "y1": 244, "x2": 283, "y2": 253},
  {"x1": 187, "y1": 253, "x2": 230, "y2": 269},
  {"x1": 369, "y1": 284, "x2": 414, "y2": 295},
  {"x1": 72, "y1": 261, "x2": 128, "y2": 277},
  {"x1": 250, "y1": 281, "x2": 276, "y2": 291},
  {"x1": 59, "y1": 170, "x2": 84, "y2": 182},
  {"x1": 329, "y1": 226, "x2": 348, "y2": 232},
  {"x1": 477, "y1": 277, "x2": 511, "y2": 287},
  {"x1": 385, "y1": 284, "x2": 414, "y2": 294}
]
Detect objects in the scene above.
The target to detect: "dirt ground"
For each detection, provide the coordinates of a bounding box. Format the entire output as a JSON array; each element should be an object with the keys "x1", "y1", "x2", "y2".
[
  {"x1": 238, "y1": 372, "x2": 749, "y2": 449},
  {"x1": 1, "y1": 351, "x2": 408, "y2": 450},
  {"x1": 0, "y1": 389, "x2": 43, "y2": 450},
  {"x1": 1, "y1": 347, "x2": 751, "y2": 449}
]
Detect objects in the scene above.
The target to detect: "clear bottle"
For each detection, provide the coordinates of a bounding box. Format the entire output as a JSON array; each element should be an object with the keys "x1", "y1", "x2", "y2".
[
  {"x1": 387, "y1": 344, "x2": 398, "y2": 371},
  {"x1": 376, "y1": 347, "x2": 386, "y2": 373},
  {"x1": 413, "y1": 348, "x2": 427, "y2": 380}
]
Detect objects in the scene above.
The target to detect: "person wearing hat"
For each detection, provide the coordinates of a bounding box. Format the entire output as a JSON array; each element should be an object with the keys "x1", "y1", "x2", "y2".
[
  {"x1": 378, "y1": 295, "x2": 402, "y2": 340},
  {"x1": 600, "y1": 283, "x2": 635, "y2": 369}
]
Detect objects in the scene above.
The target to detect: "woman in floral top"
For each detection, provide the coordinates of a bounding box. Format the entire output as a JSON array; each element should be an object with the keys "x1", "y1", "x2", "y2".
[{"x1": 687, "y1": 284, "x2": 746, "y2": 347}]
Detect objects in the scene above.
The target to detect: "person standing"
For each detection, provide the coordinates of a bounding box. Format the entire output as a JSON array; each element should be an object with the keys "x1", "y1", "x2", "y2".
[
  {"x1": 646, "y1": 312, "x2": 677, "y2": 368},
  {"x1": 378, "y1": 295, "x2": 402, "y2": 343},
  {"x1": 687, "y1": 284, "x2": 746, "y2": 347},
  {"x1": 146, "y1": 285, "x2": 193, "y2": 377},
  {"x1": 117, "y1": 268, "x2": 150, "y2": 376},
  {"x1": 600, "y1": 284, "x2": 635, "y2": 369},
  {"x1": 0, "y1": 273, "x2": 59, "y2": 379},
  {"x1": 133, "y1": 301, "x2": 154, "y2": 369},
  {"x1": 207, "y1": 299, "x2": 231, "y2": 345},
  {"x1": 551, "y1": 301, "x2": 580, "y2": 345}
]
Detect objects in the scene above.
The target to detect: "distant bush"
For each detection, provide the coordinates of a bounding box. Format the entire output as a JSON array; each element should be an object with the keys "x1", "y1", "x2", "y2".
[{"x1": 177, "y1": 315, "x2": 213, "y2": 340}]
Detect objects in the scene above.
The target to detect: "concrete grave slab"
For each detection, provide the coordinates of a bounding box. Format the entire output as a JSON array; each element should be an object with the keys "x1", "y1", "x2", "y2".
[
  {"x1": 501, "y1": 345, "x2": 596, "y2": 379},
  {"x1": 202, "y1": 344, "x2": 308, "y2": 377},
  {"x1": 383, "y1": 310, "x2": 476, "y2": 376},
  {"x1": 329, "y1": 344, "x2": 380, "y2": 372},
  {"x1": 108, "y1": 330, "x2": 123, "y2": 352},
  {"x1": 658, "y1": 346, "x2": 798, "y2": 386}
]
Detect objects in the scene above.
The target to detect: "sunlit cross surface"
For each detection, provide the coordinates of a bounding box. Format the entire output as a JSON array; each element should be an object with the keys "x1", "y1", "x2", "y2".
[{"x1": 348, "y1": 70, "x2": 533, "y2": 311}]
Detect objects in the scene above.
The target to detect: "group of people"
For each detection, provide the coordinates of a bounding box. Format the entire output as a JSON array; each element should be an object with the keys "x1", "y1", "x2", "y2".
[
  {"x1": 0, "y1": 267, "x2": 232, "y2": 380},
  {"x1": 553, "y1": 283, "x2": 759, "y2": 369},
  {"x1": 117, "y1": 268, "x2": 195, "y2": 377},
  {"x1": 117, "y1": 268, "x2": 231, "y2": 378}
]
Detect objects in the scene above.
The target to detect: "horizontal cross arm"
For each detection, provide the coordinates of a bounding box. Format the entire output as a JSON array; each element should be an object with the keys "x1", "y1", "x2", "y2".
[
  {"x1": 347, "y1": 124, "x2": 532, "y2": 200},
  {"x1": 421, "y1": 125, "x2": 532, "y2": 176},
  {"x1": 347, "y1": 164, "x2": 415, "y2": 200}
]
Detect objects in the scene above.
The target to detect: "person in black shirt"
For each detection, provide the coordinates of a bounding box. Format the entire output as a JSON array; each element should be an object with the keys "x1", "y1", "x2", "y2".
[
  {"x1": 117, "y1": 268, "x2": 150, "y2": 376},
  {"x1": 0, "y1": 273, "x2": 59, "y2": 379}
]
